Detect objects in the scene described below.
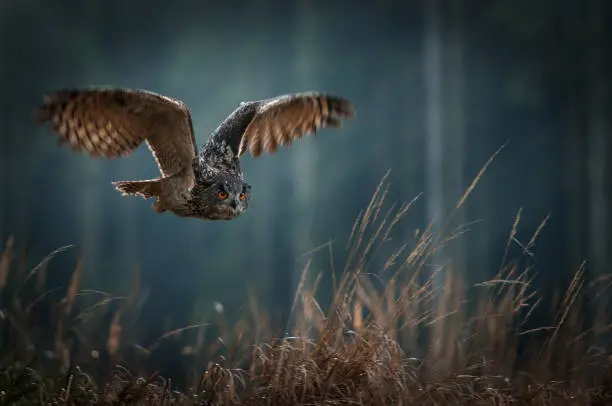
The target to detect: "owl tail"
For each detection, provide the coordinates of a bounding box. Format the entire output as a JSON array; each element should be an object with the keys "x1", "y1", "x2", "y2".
[{"x1": 112, "y1": 179, "x2": 161, "y2": 199}]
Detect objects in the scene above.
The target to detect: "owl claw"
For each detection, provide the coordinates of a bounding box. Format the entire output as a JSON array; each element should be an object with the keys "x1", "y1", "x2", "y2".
[{"x1": 152, "y1": 200, "x2": 166, "y2": 213}]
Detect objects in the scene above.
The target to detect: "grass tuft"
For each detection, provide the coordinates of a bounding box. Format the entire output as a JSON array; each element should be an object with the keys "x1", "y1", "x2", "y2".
[{"x1": 1, "y1": 151, "x2": 611, "y2": 405}]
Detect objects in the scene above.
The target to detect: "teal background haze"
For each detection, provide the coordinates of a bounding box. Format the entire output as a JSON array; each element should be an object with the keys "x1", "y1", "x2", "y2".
[{"x1": 1, "y1": 0, "x2": 611, "y2": 377}]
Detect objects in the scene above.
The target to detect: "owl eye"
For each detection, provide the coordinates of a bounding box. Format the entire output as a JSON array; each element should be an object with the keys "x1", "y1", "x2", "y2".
[
  {"x1": 239, "y1": 192, "x2": 246, "y2": 201},
  {"x1": 217, "y1": 191, "x2": 228, "y2": 200}
]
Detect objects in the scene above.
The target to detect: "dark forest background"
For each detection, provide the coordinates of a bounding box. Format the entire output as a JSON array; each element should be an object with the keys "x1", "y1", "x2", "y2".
[{"x1": 1, "y1": 0, "x2": 611, "y2": 377}]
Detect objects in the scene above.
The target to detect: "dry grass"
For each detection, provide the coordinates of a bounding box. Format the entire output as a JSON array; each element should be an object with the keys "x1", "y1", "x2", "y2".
[{"x1": 1, "y1": 150, "x2": 612, "y2": 405}]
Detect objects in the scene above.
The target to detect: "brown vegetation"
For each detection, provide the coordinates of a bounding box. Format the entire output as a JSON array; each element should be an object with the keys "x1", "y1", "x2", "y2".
[{"x1": 1, "y1": 156, "x2": 612, "y2": 405}]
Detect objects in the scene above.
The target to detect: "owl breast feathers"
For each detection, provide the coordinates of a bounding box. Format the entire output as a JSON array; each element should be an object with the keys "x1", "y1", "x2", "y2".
[{"x1": 35, "y1": 87, "x2": 355, "y2": 221}]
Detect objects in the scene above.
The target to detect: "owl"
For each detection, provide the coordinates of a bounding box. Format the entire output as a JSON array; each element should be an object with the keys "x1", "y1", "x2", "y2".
[{"x1": 35, "y1": 87, "x2": 355, "y2": 220}]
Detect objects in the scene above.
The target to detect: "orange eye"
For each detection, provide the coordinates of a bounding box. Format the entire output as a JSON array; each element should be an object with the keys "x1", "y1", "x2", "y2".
[
  {"x1": 217, "y1": 191, "x2": 228, "y2": 200},
  {"x1": 239, "y1": 193, "x2": 246, "y2": 201}
]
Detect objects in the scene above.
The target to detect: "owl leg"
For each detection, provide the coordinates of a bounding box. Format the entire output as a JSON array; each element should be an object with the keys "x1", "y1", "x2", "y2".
[
  {"x1": 112, "y1": 179, "x2": 161, "y2": 199},
  {"x1": 112, "y1": 178, "x2": 170, "y2": 214},
  {"x1": 152, "y1": 199, "x2": 167, "y2": 213}
]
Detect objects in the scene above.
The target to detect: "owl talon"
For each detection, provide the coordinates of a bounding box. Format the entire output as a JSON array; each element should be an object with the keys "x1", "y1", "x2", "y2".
[{"x1": 152, "y1": 200, "x2": 166, "y2": 213}]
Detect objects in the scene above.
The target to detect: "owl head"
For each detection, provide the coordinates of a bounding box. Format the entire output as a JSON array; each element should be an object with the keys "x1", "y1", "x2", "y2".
[{"x1": 191, "y1": 174, "x2": 251, "y2": 220}]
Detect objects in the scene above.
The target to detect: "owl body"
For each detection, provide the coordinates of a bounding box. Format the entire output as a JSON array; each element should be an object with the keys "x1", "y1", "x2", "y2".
[{"x1": 35, "y1": 88, "x2": 354, "y2": 221}]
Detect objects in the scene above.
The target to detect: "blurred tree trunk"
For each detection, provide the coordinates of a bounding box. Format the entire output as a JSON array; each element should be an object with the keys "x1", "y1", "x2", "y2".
[
  {"x1": 279, "y1": 0, "x2": 318, "y2": 331},
  {"x1": 586, "y1": 0, "x2": 610, "y2": 279},
  {"x1": 560, "y1": 0, "x2": 590, "y2": 281},
  {"x1": 79, "y1": 160, "x2": 102, "y2": 285},
  {"x1": 0, "y1": 19, "x2": 19, "y2": 243},
  {"x1": 116, "y1": 3, "x2": 138, "y2": 284},
  {"x1": 0, "y1": 39, "x2": 5, "y2": 240},
  {"x1": 116, "y1": 162, "x2": 138, "y2": 287},
  {"x1": 424, "y1": 0, "x2": 455, "y2": 372},
  {"x1": 444, "y1": 0, "x2": 466, "y2": 280},
  {"x1": 251, "y1": 1, "x2": 273, "y2": 318},
  {"x1": 565, "y1": 95, "x2": 588, "y2": 274},
  {"x1": 423, "y1": 0, "x2": 444, "y2": 288},
  {"x1": 0, "y1": 131, "x2": 5, "y2": 239},
  {"x1": 77, "y1": 19, "x2": 105, "y2": 288}
]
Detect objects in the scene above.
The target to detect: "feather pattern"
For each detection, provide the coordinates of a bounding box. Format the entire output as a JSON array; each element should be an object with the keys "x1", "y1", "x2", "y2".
[
  {"x1": 35, "y1": 87, "x2": 197, "y2": 178},
  {"x1": 237, "y1": 92, "x2": 355, "y2": 157}
]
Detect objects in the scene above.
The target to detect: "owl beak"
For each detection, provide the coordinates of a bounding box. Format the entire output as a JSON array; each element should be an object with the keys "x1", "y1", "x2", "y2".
[{"x1": 230, "y1": 199, "x2": 238, "y2": 209}]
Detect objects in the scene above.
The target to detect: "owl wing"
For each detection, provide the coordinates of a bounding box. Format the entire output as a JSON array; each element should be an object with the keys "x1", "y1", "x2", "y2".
[
  {"x1": 35, "y1": 88, "x2": 198, "y2": 179},
  {"x1": 236, "y1": 92, "x2": 355, "y2": 158}
]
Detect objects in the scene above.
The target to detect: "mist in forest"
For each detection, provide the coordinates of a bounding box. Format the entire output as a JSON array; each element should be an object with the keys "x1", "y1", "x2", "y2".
[{"x1": 1, "y1": 0, "x2": 611, "y2": 351}]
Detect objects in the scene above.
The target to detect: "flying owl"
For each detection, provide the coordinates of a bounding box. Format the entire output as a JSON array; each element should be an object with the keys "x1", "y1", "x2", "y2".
[{"x1": 35, "y1": 87, "x2": 355, "y2": 220}]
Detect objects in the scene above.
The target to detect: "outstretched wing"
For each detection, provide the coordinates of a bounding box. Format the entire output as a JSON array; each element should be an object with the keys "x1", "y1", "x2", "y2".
[
  {"x1": 35, "y1": 87, "x2": 198, "y2": 178},
  {"x1": 237, "y1": 92, "x2": 355, "y2": 158}
]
